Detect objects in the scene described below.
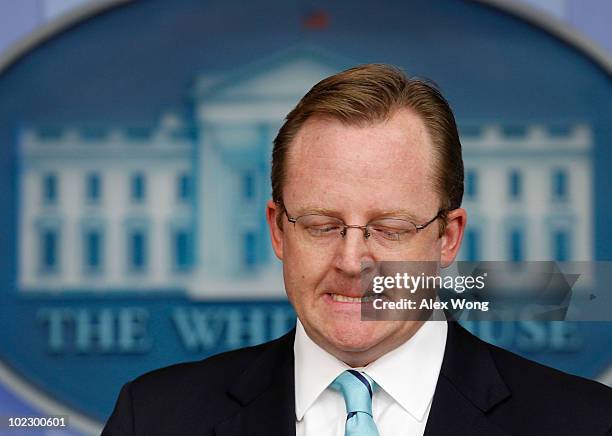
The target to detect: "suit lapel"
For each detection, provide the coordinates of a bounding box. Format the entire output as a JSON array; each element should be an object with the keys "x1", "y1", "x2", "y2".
[
  {"x1": 214, "y1": 329, "x2": 296, "y2": 436},
  {"x1": 424, "y1": 322, "x2": 512, "y2": 436},
  {"x1": 213, "y1": 322, "x2": 513, "y2": 436}
]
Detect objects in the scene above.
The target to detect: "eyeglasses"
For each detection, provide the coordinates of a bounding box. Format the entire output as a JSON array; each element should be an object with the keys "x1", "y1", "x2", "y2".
[{"x1": 282, "y1": 206, "x2": 446, "y2": 251}]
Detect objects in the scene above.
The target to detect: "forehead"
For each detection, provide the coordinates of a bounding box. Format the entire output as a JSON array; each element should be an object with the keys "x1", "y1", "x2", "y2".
[{"x1": 284, "y1": 109, "x2": 438, "y2": 215}]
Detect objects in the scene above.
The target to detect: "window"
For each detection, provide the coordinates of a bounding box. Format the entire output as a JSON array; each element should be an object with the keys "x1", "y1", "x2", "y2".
[
  {"x1": 243, "y1": 232, "x2": 256, "y2": 268},
  {"x1": 130, "y1": 173, "x2": 146, "y2": 202},
  {"x1": 177, "y1": 173, "x2": 191, "y2": 202},
  {"x1": 128, "y1": 229, "x2": 147, "y2": 271},
  {"x1": 173, "y1": 229, "x2": 193, "y2": 270},
  {"x1": 509, "y1": 229, "x2": 524, "y2": 262},
  {"x1": 465, "y1": 228, "x2": 480, "y2": 262},
  {"x1": 126, "y1": 127, "x2": 152, "y2": 140},
  {"x1": 40, "y1": 228, "x2": 59, "y2": 272},
  {"x1": 552, "y1": 229, "x2": 570, "y2": 262},
  {"x1": 42, "y1": 173, "x2": 58, "y2": 204},
  {"x1": 549, "y1": 125, "x2": 572, "y2": 137},
  {"x1": 84, "y1": 229, "x2": 103, "y2": 272},
  {"x1": 508, "y1": 170, "x2": 521, "y2": 200},
  {"x1": 86, "y1": 173, "x2": 102, "y2": 203},
  {"x1": 465, "y1": 169, "x2": 477, "y2": 200},
  {"x1": 459, "y1": 125, "x2": 482, "y2": 138},
  {"x1": 501, "y1": 125, "x2": 527, "y2": 138},
  {"x1": 242, "y1": 172, "x2": 255, "y2": 200},
  {"x1": 552, "y1": 169, "x2": 568, "y2": 201}
]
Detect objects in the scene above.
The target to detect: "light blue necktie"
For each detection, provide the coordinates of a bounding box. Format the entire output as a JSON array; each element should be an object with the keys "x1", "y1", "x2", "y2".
[{"x1": 330, "y1": 370, "x2": 379, "y2": 436}]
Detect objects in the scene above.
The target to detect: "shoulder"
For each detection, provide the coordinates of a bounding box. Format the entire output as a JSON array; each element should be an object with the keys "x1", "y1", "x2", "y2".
[
  {"x1": 103, "y1": 330, "x2": 295, "y2": 435},
  {"x1": 443, "y1": 322, "x2": 612, "y2": 434},
  {"x1": 129, "y1": 330, "x2": 293, "y2": 402},
  {"x1": 474, "y1": 328, "x2": 612, "y2": 431},
  {"x1": 131, "y1": 339, "x2": 270, "y2": 396},
  {"x1": 487, "y1": 338, "x2": 612, "y2": 405}
]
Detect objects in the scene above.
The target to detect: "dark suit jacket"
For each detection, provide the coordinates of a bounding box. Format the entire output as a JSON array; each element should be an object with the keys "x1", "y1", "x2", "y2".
[{"x1": 102, "y1": 322, "x2": 612, "y2": 435}]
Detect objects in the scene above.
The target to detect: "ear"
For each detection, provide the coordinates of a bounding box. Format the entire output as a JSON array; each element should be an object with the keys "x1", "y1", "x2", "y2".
[
  {"x1": 266, "y1": 199, "x2": 284, "y2": 260},
  {"x1": 440, "y1": 208, "x2": 467, "y2": 268}
]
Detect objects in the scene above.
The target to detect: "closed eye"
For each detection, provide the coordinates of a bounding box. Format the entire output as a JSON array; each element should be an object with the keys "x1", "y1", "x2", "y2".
[
  {"x1": 306, "y1": 224, "x2": 342, "y2": 236},
  {"x1": 369, "y1": 226, "x2": 413, "y2": 240}
]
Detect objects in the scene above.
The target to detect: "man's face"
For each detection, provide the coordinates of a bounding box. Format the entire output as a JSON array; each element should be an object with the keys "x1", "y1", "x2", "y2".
[{"x1": 267, "y1": 109, "x2": 465, "y2": 366}]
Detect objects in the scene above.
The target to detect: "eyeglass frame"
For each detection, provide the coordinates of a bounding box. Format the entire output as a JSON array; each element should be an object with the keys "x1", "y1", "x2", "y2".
[{"x1": 278, "y1": 201, "x2": 448, "y2": 241}]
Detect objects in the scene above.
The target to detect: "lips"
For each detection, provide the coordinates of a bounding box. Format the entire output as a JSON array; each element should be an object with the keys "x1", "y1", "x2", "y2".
[
  {"x1": 329, "y1": 293, "x2": 377, "y2": 303},
  {"x1": 323, "y1": 281, "x2": 387, "y2": 304}
]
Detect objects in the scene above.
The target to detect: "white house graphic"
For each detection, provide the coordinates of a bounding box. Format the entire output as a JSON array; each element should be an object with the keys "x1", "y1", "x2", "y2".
[
  {"x1": 17, "y1": 47, "x2": 593, "y2": 298},
  {"x1": 460, "y1": 124, "x2": 592, "y2": 263}
]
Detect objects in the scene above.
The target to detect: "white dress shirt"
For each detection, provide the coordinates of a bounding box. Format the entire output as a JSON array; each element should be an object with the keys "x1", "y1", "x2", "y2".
[{"x1": 294, "y1": 318, "x2": 447, "y2": 436}]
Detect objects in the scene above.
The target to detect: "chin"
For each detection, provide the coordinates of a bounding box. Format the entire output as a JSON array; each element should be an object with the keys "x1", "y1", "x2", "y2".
[{"x1": 326, "y1": 322, "x2": 386, "y2": 353}]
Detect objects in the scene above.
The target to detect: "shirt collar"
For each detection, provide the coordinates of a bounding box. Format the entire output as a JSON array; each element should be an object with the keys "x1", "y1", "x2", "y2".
[
  {"x1": 364, "y1": 318, "x2": 447, "y2": 421},
  {"x1": 294, "y1": 319, "x2": 349, "y2": 420},
  {"x1": 293, "y1": 317, "x2": 447, "y2": 422}
]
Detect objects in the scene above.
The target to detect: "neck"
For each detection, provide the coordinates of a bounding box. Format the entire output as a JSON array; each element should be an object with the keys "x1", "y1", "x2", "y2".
[{"x1": 308, "y1": 320, "x2": 426, "y2": 368}]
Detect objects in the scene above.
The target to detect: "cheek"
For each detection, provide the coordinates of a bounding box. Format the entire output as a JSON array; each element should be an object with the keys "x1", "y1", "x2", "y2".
[
  {"x1": 416, "y1": 233, "x2": 443, "y2": 260},
  {"x1": 390, "y1": 232, "x2": 442, "y2": 261},
  {"x1": 282, "y1": 237, "x2": 332, "y2": 299}
]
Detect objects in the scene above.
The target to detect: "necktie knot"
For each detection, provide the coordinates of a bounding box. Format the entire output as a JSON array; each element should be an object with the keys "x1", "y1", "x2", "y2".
[{"x1": 330, "y1": 370, "x2": 379, "y2": 436}]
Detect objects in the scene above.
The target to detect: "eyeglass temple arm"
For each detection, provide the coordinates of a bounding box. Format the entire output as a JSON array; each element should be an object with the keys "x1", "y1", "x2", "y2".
[
  {"x1": 282, "y1": 207, "x2": 297, "y2": 224},
  {"x1": 415, "y1": 209, "x2": 447, "y2": 231}
]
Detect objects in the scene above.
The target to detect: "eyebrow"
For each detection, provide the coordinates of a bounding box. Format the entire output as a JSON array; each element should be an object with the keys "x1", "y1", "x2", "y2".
[
  {"x1": 293, "y1": 206, "x2": 422, "y2": 223},
  {"x1": 294, "y1": 206, "x2": 340, "y2": 217},
  {"x1": 370, "y1": 209, "x2": 422, "y2": 222}
]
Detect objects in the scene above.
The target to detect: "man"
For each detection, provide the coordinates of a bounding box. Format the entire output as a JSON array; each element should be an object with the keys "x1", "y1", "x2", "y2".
[{"x1": 103, "y1": 64, "x2": 612, "y2": 435}]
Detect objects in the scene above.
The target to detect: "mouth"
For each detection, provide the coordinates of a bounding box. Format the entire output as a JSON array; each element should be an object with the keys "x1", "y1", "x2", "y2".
[{"x1": 327, "y1": 293, "x2": 378, "y2": 303}]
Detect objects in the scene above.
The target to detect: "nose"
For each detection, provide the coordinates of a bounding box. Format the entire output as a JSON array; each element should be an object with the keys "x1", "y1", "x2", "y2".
[{"x1": 333, "y1": 226, "x2": 376, "y2": 277}]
